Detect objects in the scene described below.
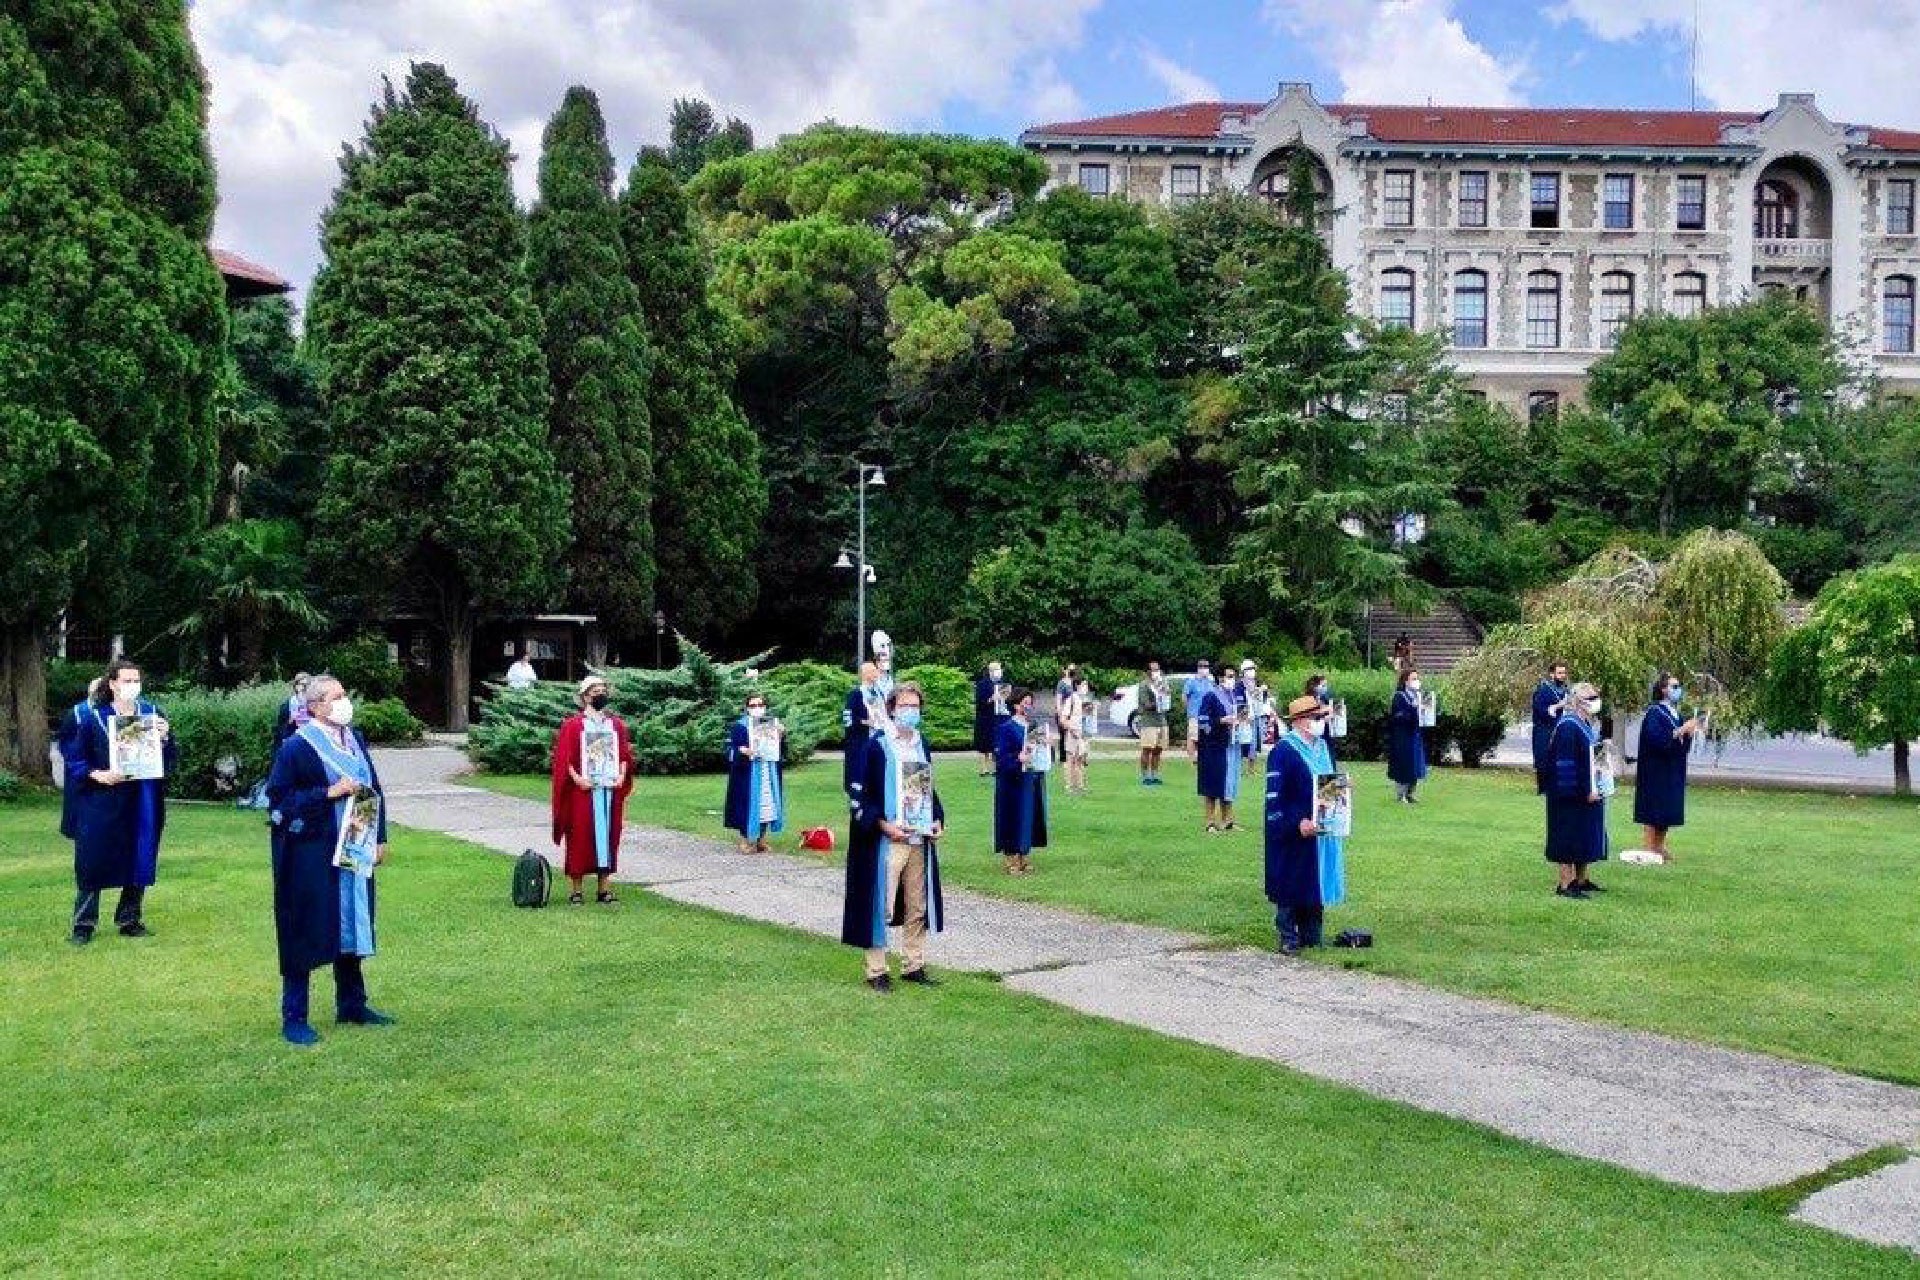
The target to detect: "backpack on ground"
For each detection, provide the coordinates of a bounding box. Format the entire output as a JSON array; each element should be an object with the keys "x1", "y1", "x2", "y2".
[{"x1": 512, "y1": 849, "x2": 552, "y2": 908}]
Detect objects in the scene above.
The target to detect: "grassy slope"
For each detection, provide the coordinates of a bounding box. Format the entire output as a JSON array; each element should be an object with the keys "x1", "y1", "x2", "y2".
[
  {"x1": 0, "y1": 799, "x2": 1912, "y2": 1276},
  {"x1": 473, "y1": 758, "x2": 1920, "y2": 1084}
]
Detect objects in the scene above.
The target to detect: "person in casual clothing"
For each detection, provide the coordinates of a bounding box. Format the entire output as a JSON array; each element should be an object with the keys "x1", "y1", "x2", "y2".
[
  {"x1": 506, "y1": 650, "x2": 538, "y2": 690},
  {"x1": 844, "y1": 662, "x2": 886, "y2": 797},
  {"x1": 62, "y1": 662, "x2": 174, "y2": 945},
  {"x1": 724, "y1": 693, "x2": 785, "y2": 853},
  {"x1": 1052, "y1": 664, "x2": 1078, "y2": 764},
  {"x1": 1633, "y1": 670, "x2": 1699, "y2": 863},
  {"x1": 266, "y1": 676, "x2": 391, "y2": 1046},
  {"x1": 1387, "y1": 668, "x2": 1429, "y2": 804},
  {"x1": 1060, "y1": 678, "x2": 1093, "y2": 796},
  {"x1": 993, "y1": 689, "x2": 1048, "y2": 874},
  {"x1": 1182, "y1": 660, "x2": 1213, "y2": 761},
  {"x1": 1241, "y1": 661, "x2": 1269, "y2": 773},
  {"x1": 1135, "y1": 662, "x2": 1171, "y2": 785},
  {"x1": 1264, "y1": 695, "x2": 1346, "y2": 954},
  {"x1": 972, "y1": 661, "x2": 1007, "y2": 776},
  {"x1": 1531, "y1": 661, "x2": 1571, "y2": 795},
  {"x1": 550, "y1": 675, "x2": 634, "y2": 905},
  {"x1": 841, "y1": 682, "x2": 946, "y2": 991},
  {"x1": 273, "y1": 673, "x2": 312, "y2": 746},
  {"x1": 1545, "y1": 681, "x2": 1609, "y2": 898},
  {"x1": 1194, "y1": 669, "x2": 1237, "y2": 833}
]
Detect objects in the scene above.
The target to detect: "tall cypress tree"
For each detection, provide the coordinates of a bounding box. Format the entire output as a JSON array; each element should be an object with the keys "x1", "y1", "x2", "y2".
[
  {"x1": 307, "y1": 64, "x2": 568, "y2": 729},
  {"x1": 620, "y1": 149, "x2": 765, "y2": 641},
  {"x1": 0, "y1": 2, "x2": 228, "y2": 774},
  {"x1": 529, "y1": 87, "x2": 654, "y2": 646}
]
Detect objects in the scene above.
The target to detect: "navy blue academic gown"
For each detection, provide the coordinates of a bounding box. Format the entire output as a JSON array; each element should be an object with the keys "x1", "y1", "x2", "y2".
[
  {"x1": 1194, "y1": 687, "x2": 1234, "y2": 801},
  {"x1": 1263, "y1": 736, "x2": 1340, "y2": 908},
  {"x1": 972, "y1": 675, "x2": 1002, "y2": 754},
  {"x1": 63, "y1": 700, "x2": 176, "y2": 892},
  {"x1": 1530, "y1": 680, "x2": 1567, "y2": 794},
  {"x1": 266, "y1": 728, "x2": 386, "y2": 978},
  {"x1": 1387, "y1": 689, "x2": 1428, "y2": 784},
  {"x1": 1633, "y1": 702, "x2": 1689, "y2": 828},
  {"x1": 841, "y1": 734, "x2": 947, "y2": 949},
  {"x1": 842, "y1": 686, "x2": 874, "y2": 795},
  {"x1": 992, "y1": 719, "x2": 1048, "y2": 854},
  {"x1": 1543, "y1": 717, "x2": 1607, "y2": 866},
  {"x1": 723, "y1": 720, "x2": 784, "y2": 837}
]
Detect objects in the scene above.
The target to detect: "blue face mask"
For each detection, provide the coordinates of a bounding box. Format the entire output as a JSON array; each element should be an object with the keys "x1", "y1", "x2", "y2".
[
  {"x1": 1666, "y1": 685, "x2": 1684, "y2": 704},
  {"x1": 895, "y1": 707, "x2": 923, "y2": 730}
]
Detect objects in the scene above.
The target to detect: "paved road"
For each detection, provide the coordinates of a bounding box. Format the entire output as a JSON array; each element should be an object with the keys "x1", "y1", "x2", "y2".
[
  {"x1": 377, "y1": 744, "x2": 1920, "y2": 1254},
  {"x1": 1494, "y1": 725, "x2": 1902, "y2": 791}
]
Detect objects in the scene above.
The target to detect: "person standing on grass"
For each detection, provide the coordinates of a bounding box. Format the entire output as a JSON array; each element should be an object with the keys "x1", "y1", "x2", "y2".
[
  {"x1": 843, "y1": 661, "x2": 886, "y2": 797},
  {"x1": 1135, "y1": 661, "x2": 1171, "y2": 785},
  {"x1": 993, "y1": 688, "x2": 1047, "y2": 875},
  {"x1": 266, "y1": 675, "x2": 391, "y2": 1046},
  {"x1": 550, "y1": 675, "x2": 633, "y2": 906},
  {"x1": 273, "y1": 672, "x2": 312, "y2": 746},
  {"x1": 1265, "y1": 695, "x2": 1345, "y2": 955},
  {"x1": 1387, "y1": 668, "x2": 1428, "y2": 804},
  {"x1": 1053, "y1": 663, "x2": 1079, "y2": 764},
  {"x1": 1531, "y1": 660, "x2": 1571, "y2": 794},
  {"x1": 1242, "y1": 660, "x2": 1269, "y2": 774},
  {"x1": 1544, "y1": 681, "x2": 1609, "y2": 899},
  {"x1": 62, "y1": 662, "x2": 174, "y2": 946},
  {"x1": 1194, "y1": 666, "x2": 1237, "y2": 833},
  {"x1": 724, "y1": 693, "x2": 785, "y2": 853},
  {"x1": 1632, "y1": 670, "x2": 1699, "y2": 864},
  {"x1": 1060, "y1": 677, "x2": 1092, "y2": 796},
  {"x1": 1182, "y1": 660, "x2": 1213, "y2": 762},
  {"x1": 841, "y1": 681, "x2": 946, "y2": 992},
  {"x1": 973, "y1": 660, "x2": 1007, "y2": 777}
]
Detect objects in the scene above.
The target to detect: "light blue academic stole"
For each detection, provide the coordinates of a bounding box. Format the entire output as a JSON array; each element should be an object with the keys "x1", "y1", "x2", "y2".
[
  {"x1": 90, "y1": 699, "x2": 164, "y2": 883},
  {"x1": 298, "y1": 723, "x2": 377, "y2": 956},
  {"x1": 867, "y1": 729, "x2": 938, "y2": 946},
  {"x1": 740, "y1": 716, "x2": 784, "y2": 839},
  {"x1": 1283, "y1": 730, "x2": 1345, "y2": 907}
]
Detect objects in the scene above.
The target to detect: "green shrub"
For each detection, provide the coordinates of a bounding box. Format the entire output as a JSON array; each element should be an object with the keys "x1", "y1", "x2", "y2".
[
  {"x1": 321, "y1": 632, "x2": 404, "y2": 701},
  {"x1": 895, "y1": 664, "x2": 974, "y2": 750},
  {"x1": 46, "y1": 659, "x2": 100, "y2": 717},
  {"x1": 1449, "y1": 586, "x2": 1522, "y2": 628},
  {"x1": 1750, "y1": 523, "x2": 1851, "y2": 597},
  {"x1": 355, "y1": 697, "x2": 424, "y2": 745},
  {"x1": 157, "y1": 684, "x2": 284, "y2": 800},
  {"x1": 469, "y1": 641, "x2": 824, "y2": 776},
  {"x1": 1258, "y1": 668, "x2": 1500, "y2": 766},
  {"x1": 758, "y1": 661, "x2": 851, "y2": 749},
  {"x1": 0, "y1": 770, "x2": 22, "y2": 803}
]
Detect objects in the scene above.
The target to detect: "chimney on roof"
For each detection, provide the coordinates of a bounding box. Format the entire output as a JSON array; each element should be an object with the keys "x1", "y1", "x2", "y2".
[
  {"x1": 1277, "y1": 81, "x2": 1316, "y2": 103},
  {"x1": 1778, "y1": 92, "x2": 1815, "y2": 109}
]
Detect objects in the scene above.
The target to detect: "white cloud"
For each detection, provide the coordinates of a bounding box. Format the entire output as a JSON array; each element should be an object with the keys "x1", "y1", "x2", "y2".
[
  {"x1": 189, "y1": 0, "x2": 1104, "y2": 300},
  {"x1": 1136, "y1": 43, "x2": 1221, "y2": 103},
  {"x1": 1553, "y1": 0, "x2": 1920, "y2": 126},
  {"x1": 1263, "y1": 0, "x2": 1527, "y2": 105}
]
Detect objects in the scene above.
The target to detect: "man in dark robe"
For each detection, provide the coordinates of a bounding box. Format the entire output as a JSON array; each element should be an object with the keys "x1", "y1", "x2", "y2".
[
  {"x1": 266, "y1": 675, "x2": 392, "y2": 1046},
  {"x1": 972, "y1": 661, "x2": 1006, "y2": 776},
  {"x1": 63, "y1": 663, "x2": 175, "y2": 944},
  {"x1": 1531, "y1": 661, "x2": 1570, "y2": 794},
  {"x1": 843, "y1": 662, "x2": 884, "y2": 796},
  {"x1": 1264, "y1": 696, "x2": 1345, "y2": 954},
  {"x1": 841, "y1": 681, "x2": 946, "y2": 991}
]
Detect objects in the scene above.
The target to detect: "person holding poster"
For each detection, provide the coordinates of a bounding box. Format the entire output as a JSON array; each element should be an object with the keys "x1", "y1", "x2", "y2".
[
  {"x1": 1264, "y1": 695, "x2": 1346, "y2": 954},
  {"x1": 972, "y1": 661, "x2": 1008, "y2": 777},
  {"x1": 551, "y1": 675, "x2": 634, "y2": 905},
  {"x1": 841, "y1": 681, "x2": 947, "y2": 991},
  {"x1": 1387, "y1": 669, "x2": 1429, "y2": 804},
  {"x1": 62, "y1": 662, "x2": 175, "y2": 945},
  {"x1": 993, "y1": 689, "x2": 1048, "y2": 875},
  {"x1": 1134, "y1": 661, "x2": 1172, "y2": 785},
  {"x1": 1544, "y1": 681, "x2": 1609, "y2": 899},
  {"x1": 1531, "y1": 661, "x2": 1571, "y2": 794},
  {"x1": 843, "y1": 662, "x2": 887, "y2": 797},
  {"x1": 265, "y1": 675, "x2": 391, "y2": 1046},
  {"x1": 1194, "y1": 668, "x2": 1238, "y2": 833},
  {"x1": 724, "y1": 693, "x2": 785, "y2": 853},
  {"x1": 1631, "y1": 670, "x2": 1700, "y2": 864}
]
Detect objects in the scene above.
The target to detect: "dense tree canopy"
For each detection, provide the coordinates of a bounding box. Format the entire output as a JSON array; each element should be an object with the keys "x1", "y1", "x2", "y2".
[
  {"x1": 665, "y1": 98, "x2": 752, "y2": 182},
  {"x1": 307, "y1": 63, "x2": 568, "y2": 729}
]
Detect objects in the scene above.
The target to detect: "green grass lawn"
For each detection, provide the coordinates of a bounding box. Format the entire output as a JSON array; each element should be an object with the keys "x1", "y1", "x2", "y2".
[
  {"x1": 474, "y1": 758, "x2": 1920, "y2": 1085},
  {"x1": 1, "y1": 796, "x2": 1913, "y2": 1276}
]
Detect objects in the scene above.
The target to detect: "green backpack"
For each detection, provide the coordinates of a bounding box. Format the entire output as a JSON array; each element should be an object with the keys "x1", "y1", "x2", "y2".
[{"x1": 512, "y1": 849, "x2": 552, "y2": 909}]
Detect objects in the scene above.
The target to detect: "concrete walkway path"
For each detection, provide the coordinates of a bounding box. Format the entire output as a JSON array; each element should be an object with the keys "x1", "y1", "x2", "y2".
[{"x1": 376, "y1": 746, "x2": 1920, "y2": 1249}]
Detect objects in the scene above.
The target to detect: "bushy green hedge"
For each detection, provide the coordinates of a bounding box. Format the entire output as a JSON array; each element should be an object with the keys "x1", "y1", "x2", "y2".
[
  {"x1": 321, "y1": 632, "x2": 404, "y2": 701},
  {"x1": 355, "y1": 698, "x2": 425, "y2": 745},
  {"x1": 1266, "y1": 668, "x2": 1503, "y2": 767},
  {"x1": 468, "y1": 643, "x2": 825, "y2": 776},
  {"x1": 757, "y1": 661, "x2": 848, "y2": 749},
  {"x1": 0, "y1": 770, "x2": 22, "y2": 803},
  {"x1": 758, "y1": 661, "x2": 978, "y2": 752},
  {"x1": 158, "y1": 684, "x2": 284, "y2": 800},
  {"x1": 896, "y1": 663, "x2": 974, "y2": 750}
]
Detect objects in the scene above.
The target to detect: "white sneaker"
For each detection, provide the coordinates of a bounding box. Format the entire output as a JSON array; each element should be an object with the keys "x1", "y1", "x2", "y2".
[{"x1": 1620, "y1": 848, "x2": 1664, "y2": 865}]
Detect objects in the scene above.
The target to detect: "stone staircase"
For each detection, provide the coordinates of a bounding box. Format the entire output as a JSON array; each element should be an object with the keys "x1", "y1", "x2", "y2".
[{"x1": 1365, "y1": 599, "x2": 1484, "y2": 673}]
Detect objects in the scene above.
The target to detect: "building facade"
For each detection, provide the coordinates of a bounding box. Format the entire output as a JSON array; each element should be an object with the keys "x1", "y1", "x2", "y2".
[{"x1": 1021, "y1": 84, "x2": 1920, "y2": 415}]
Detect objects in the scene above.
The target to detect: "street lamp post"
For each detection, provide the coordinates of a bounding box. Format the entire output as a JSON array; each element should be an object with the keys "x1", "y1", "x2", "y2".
[
  {"x1": 833, "y1": 462, "x2": 886, "y2": 668},
  {"x1": 653, "y1": 609, "x2": 667, "y2": 669}
]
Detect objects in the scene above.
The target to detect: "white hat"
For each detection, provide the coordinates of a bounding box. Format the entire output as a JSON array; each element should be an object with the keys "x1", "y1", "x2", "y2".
[
  {"x1": 1240, "y1": 659, "x2": 1257, "y2": 672},
  {"x1": 578, "y1": 674, "x2": 608, "y2": 695}
]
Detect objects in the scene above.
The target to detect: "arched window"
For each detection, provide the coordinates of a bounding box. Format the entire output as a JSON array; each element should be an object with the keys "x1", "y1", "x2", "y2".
[
  {"x1": 1755, "y1": 180, "x2": 1799, "y2": 239},
  {"x1": 1379, "y1": 268, "x2": 1415, "y2": 330},
  {"x1": 1885, "y1": 275, "x2": 1915, "y2": 353},
  {"x1": 1452, "y1": 270, "x2": 1488, "y2": 348},
  {"x1": 1672, "y1": 271, "x2": 1708, "y2": 319},
  {"x1": 1527, "y1": 390, "x2": 1561, "y2": 427},
  {"x1": 1599, "y1": 271, "x2": 1635, "y2": 346},
  {"x1": 1525, "y1": 271, "x2": 1561, "y2": 348}
]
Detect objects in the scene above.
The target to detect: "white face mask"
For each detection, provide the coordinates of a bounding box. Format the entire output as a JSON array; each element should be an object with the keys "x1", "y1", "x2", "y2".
[
  {"x1": 748, "y1": 706, "x2": 767, "y2": 721},
  {"x1": 1584, "y1": 697, "x2": 1603, "y2": 716},
  {"x1": 1407, "y1": 680, "x2": 1422, "y2": 692},
  {"x1": 116, "y1": 681, "x2": 142, "y2": 702},
  {"x1": 1297, "y1": 717, "x2": 1322, "y2": 739},
  {"x1": 987, "y1": 668, "x2": 1002, "y2": 681},
  {"x1": 329, "y1": 696, "x2": 356, "y2": 727}
]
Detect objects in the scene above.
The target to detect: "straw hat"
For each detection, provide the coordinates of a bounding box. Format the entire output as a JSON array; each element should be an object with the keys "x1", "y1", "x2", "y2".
[{"x1": 1285, "y1": 695, "x2": 1328, "y2": 720}]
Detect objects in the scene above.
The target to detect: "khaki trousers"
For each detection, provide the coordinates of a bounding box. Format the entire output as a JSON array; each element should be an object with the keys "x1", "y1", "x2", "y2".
[{"x1": 864, "y1": 841, "x2": 929, "y2": 979}]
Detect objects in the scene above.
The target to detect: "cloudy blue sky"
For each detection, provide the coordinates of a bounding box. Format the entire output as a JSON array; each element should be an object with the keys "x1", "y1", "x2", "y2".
[{"x1": 192, "y1": 0, "x2": 1920, "y2": 298}]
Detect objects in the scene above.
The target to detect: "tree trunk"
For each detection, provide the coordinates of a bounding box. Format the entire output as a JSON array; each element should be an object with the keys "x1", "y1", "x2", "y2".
[
  {"x1": 0, "y1": 621, "x2": 50, "y2": 781},
  {"x1": 1896, "y1": 738, "x2": 1911, "y2": 798},
  {"x1": 443, "y1": 596, "x2": 474, "y2": 733}
]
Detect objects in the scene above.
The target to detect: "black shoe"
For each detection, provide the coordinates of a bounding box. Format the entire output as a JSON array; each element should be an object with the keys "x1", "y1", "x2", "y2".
[
  {"x1": 596, "y1": 890, "x2": 619, "y2": 904},
  {"x1": 1278, "y1": 937, "x2": 1300, "y2": 956},
  {"x1": 568, "y1": 892, "x2": 584, "y2": 906},
  {"x1": 68, "y1": 931, "x2": 93, "y2": 947},
  {"x1": 118, "y1": 922, "x2": 151, "y2": 938},
  {"x1": 1575, "y1": 879, "x2": 1604, "y2": 894},
  {"x1": 900, "y1": 968, "x2": 939, "y2": 986},
  {"x1": 865, "y1": 975, "x2": 894, "y2": 993},
  {"x1": 337, "y1": 1007, "x2": 395, "y2": 1026},
  {"x1": 1406, "y1": 795, "x2": 1419, "y2": 805},
  {"x1": 1555, "y1": 885, "x2": 1589, "y2": 900}
]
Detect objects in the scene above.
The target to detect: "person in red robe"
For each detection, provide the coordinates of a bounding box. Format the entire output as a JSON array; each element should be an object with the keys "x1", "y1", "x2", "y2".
[{"x1": 550, "y1": 675, "x2": 633, "y2": 905}]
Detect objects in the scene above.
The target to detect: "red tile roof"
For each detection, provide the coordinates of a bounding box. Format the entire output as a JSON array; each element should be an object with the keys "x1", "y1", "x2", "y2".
[
  {"x1": 1028, "y1": 101, "x2": 1920, "y2": 152},
  {"x1": 211, "y1": 247, "x2": 291, "y2": 294}
]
